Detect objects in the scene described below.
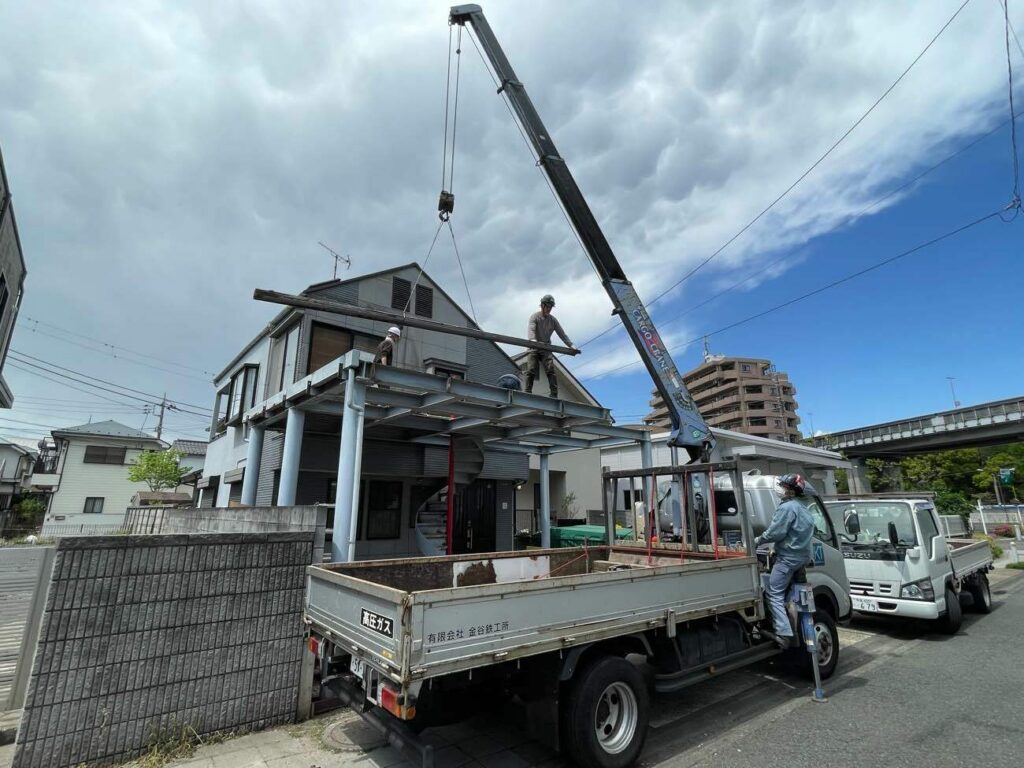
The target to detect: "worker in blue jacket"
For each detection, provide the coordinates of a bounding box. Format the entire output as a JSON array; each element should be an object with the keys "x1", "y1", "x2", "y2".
[{"x1": 754, "y1": 474, "x2": 815, "y2": 647}]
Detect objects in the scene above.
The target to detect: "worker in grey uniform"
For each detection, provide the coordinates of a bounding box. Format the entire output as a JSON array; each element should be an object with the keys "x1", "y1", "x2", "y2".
[
  {"x1": 754, "y1": 473, "x2": 815, "y2": 648},
  {"x1": 526, "y1": 295, "x2": 574, "y2": 397}
]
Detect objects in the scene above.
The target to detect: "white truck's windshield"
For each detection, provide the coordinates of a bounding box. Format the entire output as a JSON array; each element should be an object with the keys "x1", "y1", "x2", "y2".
[{"x1": 830, "y1": 502, "x2": 917, "y2": 547}]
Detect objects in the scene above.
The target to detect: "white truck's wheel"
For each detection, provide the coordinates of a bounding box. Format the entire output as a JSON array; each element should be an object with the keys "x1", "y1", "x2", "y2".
[
  {"x1": 563, "y1": 656, "x2": 649, "y2": 768},
  {"x1": 939, "y1": 585, "x2": 963, "y2": 634},
  {"x1": 968, "y1": 574, "x2": 992, "y2": 614}
]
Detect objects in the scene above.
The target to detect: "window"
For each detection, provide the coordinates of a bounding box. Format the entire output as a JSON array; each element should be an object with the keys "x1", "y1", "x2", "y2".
[
  {"x1": 213, "y1": 383, "x2": 230, "y2": 435},
  {"x1": 804, "y1": 497, "x2": 836, "y2": 548},
  {"x1": 391, "y1": 277, "x2": 412, "y2": 311},
  {"x1": 773, "y1": 418, "x2": 782, "y2": 427},
  {"x1": 0, "y1": 274, "x2": 7, "y2": 321},
  {"x1": 915, "y1": 507, "x2": 940, "y2": 557},
  {"x1": 415, "y1": 284, "x2": 433, "y2": 318},
  {"x1": 364, "y1": 480, "x2": 403, "y2": 539},
  {"x1": 227, "y1": 365, "x2": 259, "y2": 423},
  {"x1": 390, "y1": 277, "x2": 433, "y2": 317},
  {"x1": 83, "y1": 446, "x2": 127, "y2": 465},
  {"x1": 740, "y1": 364, "x2": 751, "y2": 373},
  {"x1": 278, "y1": 324, "x2": 301, "y2": 390},
  {"x1": 83, "y1": 497, "x2": 104, "y2": 514},
  {"x1": 308, "y1": 323, "x2": 353, "y2": 372}
]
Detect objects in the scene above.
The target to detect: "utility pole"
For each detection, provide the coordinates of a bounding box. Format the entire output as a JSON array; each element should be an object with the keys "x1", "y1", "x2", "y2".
[
  {"x1": 946, "y1": 377, "x2": 960, "y2": 408},
  {"x1": 156, "y1": 394, "x2": 167, "y2": 441}
]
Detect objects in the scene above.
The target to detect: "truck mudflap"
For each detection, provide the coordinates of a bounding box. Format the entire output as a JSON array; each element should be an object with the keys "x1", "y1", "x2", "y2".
[{"x1": 321, "y1": 675, "x2": 434, "y2": 768}]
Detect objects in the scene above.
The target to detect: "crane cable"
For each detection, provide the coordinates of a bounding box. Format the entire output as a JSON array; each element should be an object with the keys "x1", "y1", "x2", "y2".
[{"x1": 1000, "y1": 0, "x2": 1021, "y2": 218}]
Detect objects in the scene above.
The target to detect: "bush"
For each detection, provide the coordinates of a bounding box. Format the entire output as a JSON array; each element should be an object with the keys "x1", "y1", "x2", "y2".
[
  {"x1": 991, "y1": 524, "x2": 1018, "y2": 538},
  {"x1": 1006, "y1": 562, "x2": 1024, "y2": 570},
  {"x1": 973, "y1": 533, "x2": 1004, "y2": 560}
]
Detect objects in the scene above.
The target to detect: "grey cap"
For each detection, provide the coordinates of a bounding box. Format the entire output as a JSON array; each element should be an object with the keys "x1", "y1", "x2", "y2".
[{"x1": 540, "y1": 294, "x2": 555, "y2": 306}]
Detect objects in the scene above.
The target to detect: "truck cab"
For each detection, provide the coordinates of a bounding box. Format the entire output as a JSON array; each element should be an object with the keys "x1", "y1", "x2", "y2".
[
  {"x1": 824, "y1": 496, "x2": 993, "y2": 632},
  {"x1": 658, "y1": 471, "x2": 852, "y2": 624}
]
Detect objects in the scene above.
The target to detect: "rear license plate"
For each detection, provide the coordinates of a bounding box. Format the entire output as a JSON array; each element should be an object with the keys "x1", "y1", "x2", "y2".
[
  {"x1": 350, "y1": 656, "x2": 366, "y2": 678},
  {"x1": 853, "y1": 597, "x2": 879, "y2": 612}
]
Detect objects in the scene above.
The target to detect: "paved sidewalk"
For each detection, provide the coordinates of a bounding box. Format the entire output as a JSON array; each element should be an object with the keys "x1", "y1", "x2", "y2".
[{"x1": 137, "y1": 707, "x2": 563, "y2": 768}]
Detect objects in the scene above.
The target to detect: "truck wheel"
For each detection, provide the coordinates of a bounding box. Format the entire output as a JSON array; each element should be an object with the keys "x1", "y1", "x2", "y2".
[
  {"x1": 799, "y1": 611, "x2": 839, "y2": 681},
  {"x1": 562, "y1": 656, "x2": 649, "y2": 768},
  {"x1": 939, "y1": 586, "x2": 962, "y2": 634},
  {"x1": 968, "y1": 574, "x2": 992, "y2": 614}
]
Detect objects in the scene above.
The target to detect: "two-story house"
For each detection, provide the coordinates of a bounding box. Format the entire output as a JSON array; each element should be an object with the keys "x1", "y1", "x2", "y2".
[
  {"x1": 0, "y1": 439, "x2": 36, "y2": 510},
  {"x1": 200, "y1": 263, "x2": 628, "y2": 562},
  {"x1": 0, "y1": 144, "x2": 28, "y2": 408},
  {"x1": 37, "y1": 420, "x2": 166, "y2": 534}
]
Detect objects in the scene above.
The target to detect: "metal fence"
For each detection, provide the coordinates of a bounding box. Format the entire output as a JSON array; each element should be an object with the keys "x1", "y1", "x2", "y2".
[
  {"x1": 970, "y1": 505, "x2": 1024, "y2": 537},
  {"x1": 121, "y1": 506, "x2": 167, "y2": 534}
]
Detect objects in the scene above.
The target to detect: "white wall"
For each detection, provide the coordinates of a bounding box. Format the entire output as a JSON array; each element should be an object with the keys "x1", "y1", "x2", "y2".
[{"x1": 46, "y1": 438, "x2": 155, "y2": 520}]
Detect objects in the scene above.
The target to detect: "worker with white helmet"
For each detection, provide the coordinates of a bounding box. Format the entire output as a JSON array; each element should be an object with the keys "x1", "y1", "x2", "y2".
[
  {"x1": 526, "y1": 294, "x2": 574, "y2": 398},
  {"x1": 374, "y1": 326, "x2": 402, "y2": 366}
]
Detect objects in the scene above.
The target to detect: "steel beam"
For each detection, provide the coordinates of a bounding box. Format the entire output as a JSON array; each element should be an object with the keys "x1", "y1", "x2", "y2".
[{"x1": 255, "y1": 288, "x2": 579, "y2": 356}]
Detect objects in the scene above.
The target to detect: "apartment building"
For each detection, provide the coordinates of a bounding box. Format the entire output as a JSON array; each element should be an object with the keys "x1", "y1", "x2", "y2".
[{"x1": 644, "y1": 354, "x2": 801, "y2": 442}]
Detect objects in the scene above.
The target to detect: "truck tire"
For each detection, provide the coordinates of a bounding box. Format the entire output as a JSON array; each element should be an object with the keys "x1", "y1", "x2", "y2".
[
  {"x1": 939, "y1": 585, "x2": 962, "y2": 634},
  {"x1": 562, "y1": 656, "x2": 649, "y2": 768},
  {"x1": 967, "y1": 574, "x2": 992, "y2": 614},
  {"x1": 798, "y1": 611, "x2": 839, "y2": 681}
]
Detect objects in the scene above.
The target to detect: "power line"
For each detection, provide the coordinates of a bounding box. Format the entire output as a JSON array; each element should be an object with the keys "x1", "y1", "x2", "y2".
[
  {"x1": 1001, "y1": 0, "x2": 1022, "y2": 206},
  {"x1": 9, "y1": 350, "x2": 212, "y2": 414},
  {"x1": 576, "y1": 0, "x2": 975, "y2": 350},
  {"x1": 579, "y1": 203, "x2": 1013, "y2": 381},
  {"x1": 15, "y1": 324, "x2": 212, "y2": 382},
  {"x1": 6, "y1": 362, "x2": 147, "y2": 406},
  {"x1": 571, "y1": 108, "x2": 1023, "y2": 372},
  {"x1": 16, "y1": 315, "x2": 217, "y2": 376}
]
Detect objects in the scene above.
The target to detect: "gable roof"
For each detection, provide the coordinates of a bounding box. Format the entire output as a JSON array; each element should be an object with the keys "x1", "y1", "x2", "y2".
[
  {"x1": 0, "y1": 439, "x2": 34, "y2": 456},
  {"x1": 216, "y1": 262, "x2": 490, "y2": 381},
  {"x1": 52, "y1": 420, "x2": 163, "y2": 443},
  {"x1": 171, "y1": 439, "x2": 208, "y2": 456}
]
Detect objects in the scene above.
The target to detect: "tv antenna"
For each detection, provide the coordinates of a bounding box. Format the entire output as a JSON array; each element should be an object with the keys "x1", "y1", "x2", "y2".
[{"x1": 317, "y1": 241, "x2": 351, "y2": 279}]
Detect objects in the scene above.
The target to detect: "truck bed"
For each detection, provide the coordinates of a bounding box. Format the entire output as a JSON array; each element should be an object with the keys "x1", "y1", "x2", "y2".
[
  {"x1": 306, "y1": 546, "x2": 760, "y2": 685},
  {"x1": 947, "y1": 538, "x2": 993, "y2": 579}
]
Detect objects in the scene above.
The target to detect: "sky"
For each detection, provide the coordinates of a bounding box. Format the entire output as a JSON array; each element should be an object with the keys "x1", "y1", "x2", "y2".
[{"x1": 0, "y1": 0, "x2": 1022, "y2": 445}]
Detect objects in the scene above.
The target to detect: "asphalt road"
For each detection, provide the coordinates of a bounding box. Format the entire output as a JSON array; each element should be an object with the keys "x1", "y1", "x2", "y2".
[{"x1": 642, "y1": 570, "x2": 1024, "y2": 768}]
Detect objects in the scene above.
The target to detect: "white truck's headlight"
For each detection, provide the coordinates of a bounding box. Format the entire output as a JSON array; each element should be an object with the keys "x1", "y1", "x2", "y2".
[{"x1": 900, "y1": 578, "x2": 934, "y2": 600}]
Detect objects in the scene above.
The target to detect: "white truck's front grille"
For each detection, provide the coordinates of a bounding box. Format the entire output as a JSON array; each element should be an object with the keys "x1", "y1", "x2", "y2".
[{"x1": 850, "y1": 580, "x2": 895, "y2": 596}]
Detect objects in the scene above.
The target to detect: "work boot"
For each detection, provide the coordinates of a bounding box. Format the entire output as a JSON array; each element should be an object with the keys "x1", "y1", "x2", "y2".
[
  {"x1": 524, "y1": 373, "x2": 535, "y2": 393},
  {"x1": 547, "y1": 374, "x2": 558, "y2": 399}
]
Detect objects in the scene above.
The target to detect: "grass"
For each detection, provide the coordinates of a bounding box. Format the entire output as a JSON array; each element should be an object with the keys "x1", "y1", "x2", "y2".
[
  {"x1": 120, "y1": 721, "x2": 231, "y2": 768},
  {"x1": 1006, "y1": 562, "x2": 1024, "y2": 570}
]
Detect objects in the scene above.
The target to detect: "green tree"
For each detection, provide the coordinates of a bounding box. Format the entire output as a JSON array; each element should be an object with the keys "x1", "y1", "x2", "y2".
[
  {"x1": 128, "y1": 450, "x2": 191, "y2": 492},
  {"x1": 973, "y1": 444, "x2": 1024, "y2": 502}
]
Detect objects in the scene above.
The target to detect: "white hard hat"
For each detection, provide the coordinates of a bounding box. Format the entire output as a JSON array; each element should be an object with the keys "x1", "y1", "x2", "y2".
[{"x1": 387, "y1": 326, "x2": 402, "y2": 338}]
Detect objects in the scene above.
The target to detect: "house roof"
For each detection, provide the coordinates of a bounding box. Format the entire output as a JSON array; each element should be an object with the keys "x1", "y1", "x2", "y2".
[
  {"x1": 0, "y1": 439, "x2": 34, "y2": 456},
  {"x1": 215, "y1": 262, "x2": 497, "y2": 382},
  {"x1": 52, "y1": 420, "x2": 163, "y2": 443},
  {"x1": 170, "y1": 439, "x2": 208, "y2": 456}
]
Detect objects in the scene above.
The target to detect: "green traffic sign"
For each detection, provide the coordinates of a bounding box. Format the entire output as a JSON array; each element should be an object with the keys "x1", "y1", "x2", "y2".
[{"x1": 999, "y1": 467, "x2": 1015, "y2": 486}]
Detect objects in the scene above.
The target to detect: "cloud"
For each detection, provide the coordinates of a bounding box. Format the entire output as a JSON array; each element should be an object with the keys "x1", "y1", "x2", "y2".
[{"x1": 0, "y1": 0, "x2": 1018, "y2": 437}]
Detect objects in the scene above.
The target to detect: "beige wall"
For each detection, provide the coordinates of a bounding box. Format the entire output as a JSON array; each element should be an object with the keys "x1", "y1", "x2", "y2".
[{"x1": 47, "y1": 437, "x2": 158, "y2": 519}]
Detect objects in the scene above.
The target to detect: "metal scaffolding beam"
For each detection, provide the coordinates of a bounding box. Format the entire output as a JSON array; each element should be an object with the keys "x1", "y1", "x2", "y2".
[{"x1": 254, "y1": 288, "x2": 579, "y2": 356}]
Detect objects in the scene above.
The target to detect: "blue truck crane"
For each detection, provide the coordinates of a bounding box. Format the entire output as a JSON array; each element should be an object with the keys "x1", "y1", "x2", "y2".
[{"x1": 448, "y1": 4, "x2": 713, "y2": 456}]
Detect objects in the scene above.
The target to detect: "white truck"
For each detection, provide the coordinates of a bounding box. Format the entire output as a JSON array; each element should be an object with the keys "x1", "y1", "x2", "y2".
[{"x1": 825, "y1": 495, "x2": 994, "y2": 632}]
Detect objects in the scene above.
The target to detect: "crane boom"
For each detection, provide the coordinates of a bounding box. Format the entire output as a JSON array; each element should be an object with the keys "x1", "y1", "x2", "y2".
[{"x1": 449, "y1": 4, "x2": 712, "y2": 454}]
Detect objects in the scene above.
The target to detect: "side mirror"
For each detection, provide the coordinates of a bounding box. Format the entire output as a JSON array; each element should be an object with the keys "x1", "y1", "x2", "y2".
[
  {"x1": 888, "y1": 521, "x2": 899, "y2": 547},
  {"x1": 845, "y1": 511, "x2": 861, "y2": 535}
]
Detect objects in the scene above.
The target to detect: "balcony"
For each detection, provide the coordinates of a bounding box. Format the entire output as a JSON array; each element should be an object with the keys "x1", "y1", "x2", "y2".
[{"x1": 27, "y1": 471, "x2": 59, "y2": 489}]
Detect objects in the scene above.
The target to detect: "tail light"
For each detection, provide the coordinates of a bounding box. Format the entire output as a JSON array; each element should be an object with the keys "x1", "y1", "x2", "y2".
[
  {"x1": 379, "y1": 682, "x2": 416, "y2": 721},
  {"x1": 308, "y1": 636, "x2": 321, "y2": 656}
]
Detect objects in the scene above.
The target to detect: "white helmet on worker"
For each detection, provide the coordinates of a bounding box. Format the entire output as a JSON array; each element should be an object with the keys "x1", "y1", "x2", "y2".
[{"x1": 387, "y1": 326, "x2": 402, "y2": 338}]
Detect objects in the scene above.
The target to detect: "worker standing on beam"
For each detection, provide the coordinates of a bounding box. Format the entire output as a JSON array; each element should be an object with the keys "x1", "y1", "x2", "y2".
[
  {"x1": 526, "y1": 295, "x2": 574, "y2": 398},
  {"x1": 374, "y1": 326, "x2": 401, "y2": 367}
]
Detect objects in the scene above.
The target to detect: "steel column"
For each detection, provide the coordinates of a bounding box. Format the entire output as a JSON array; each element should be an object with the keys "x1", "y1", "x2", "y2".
[
  {"x1": 640, "y1": 434, "x2": 654, "y2": 541},
  {"x1": 539, "y1": 451, "x2": 551, "y2": 548},
  {"x1": 277, "y1": 408, "x2": 306, "y2": 506},
  {"x1": 240, "y1": 425, "x2": 264, "y2": 506},
  {"x1": 335, "y1": 367, "x2": 367, "y2": 562},
  {"x1": 446, "y1": 436, "x2": 455, "y2": 556}
]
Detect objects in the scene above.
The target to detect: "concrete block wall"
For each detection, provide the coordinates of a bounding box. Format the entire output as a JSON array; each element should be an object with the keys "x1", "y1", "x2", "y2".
[{"x1": 12, "y1": 532, "x2": 313, "y2": 768}]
